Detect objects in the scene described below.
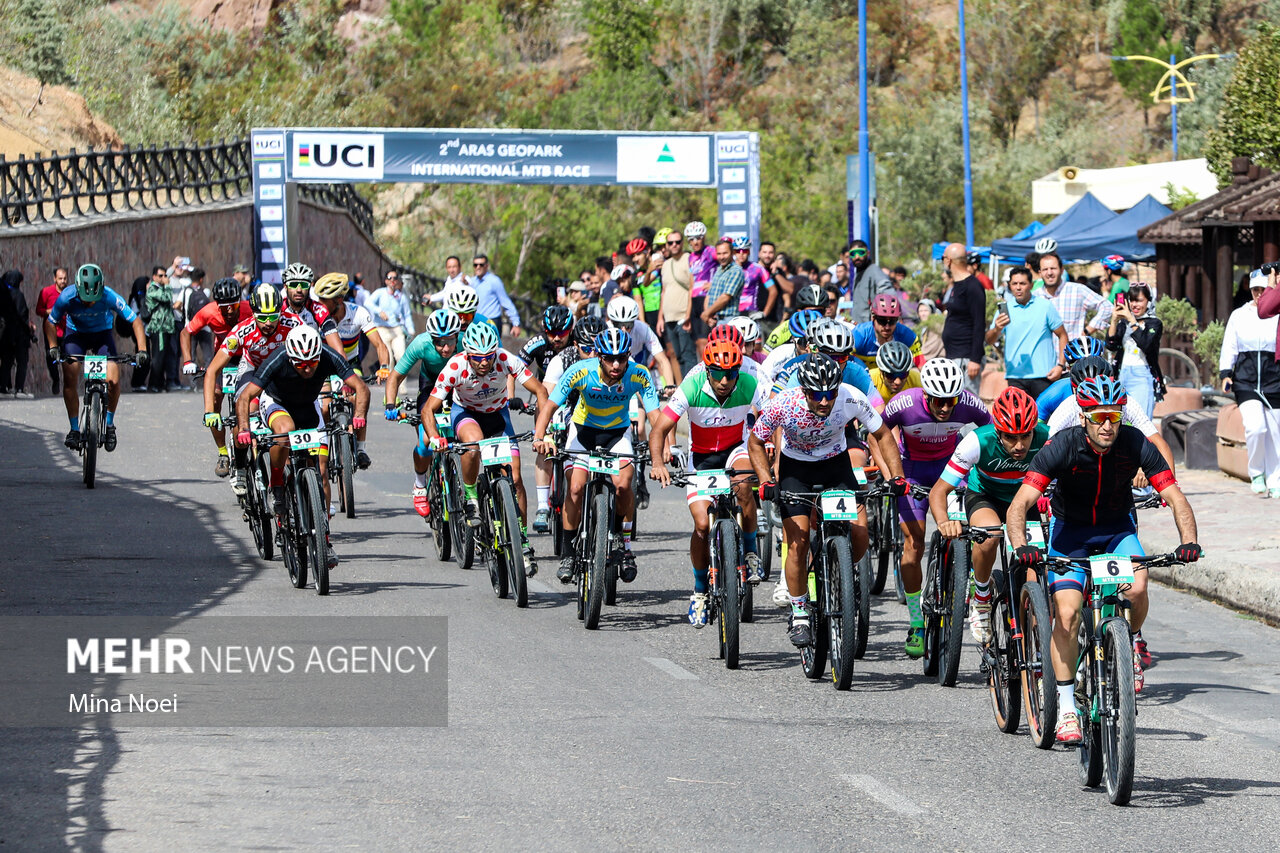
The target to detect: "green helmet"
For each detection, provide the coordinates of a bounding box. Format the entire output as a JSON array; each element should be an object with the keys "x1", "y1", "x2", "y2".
[{"x1": 76, "y1": 264, "x2": 105, "y2": 303}]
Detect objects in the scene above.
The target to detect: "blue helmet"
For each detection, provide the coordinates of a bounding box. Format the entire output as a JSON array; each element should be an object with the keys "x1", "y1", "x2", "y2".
[
  {"x1": 731, "y1": 236, "x2": 751, "y2": 251},
  {"x1": 594, "y1": 327, "x2": 631, "y2": 357},
  {"x1": 788, "y1": 308, "x2": 823, "y2": 339},
  {"x1": 1075, "y1": 375, "x2": 1127, "y2": 409},
  {"x1": 1101, "y1": 254, "x2": 1125, "y2": 272},
  {"x1": 1063, "y1": 336, "x2": 1106, "y2": 365}
]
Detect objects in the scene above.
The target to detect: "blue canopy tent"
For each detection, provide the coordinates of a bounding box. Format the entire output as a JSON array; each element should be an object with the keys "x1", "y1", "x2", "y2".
[
  {"x1": 990, "y1": 192, "x2": 1119, "y2": 262},
  {"x1": 1053, "y1": 194, "x2": 1172, "y2": 262}
]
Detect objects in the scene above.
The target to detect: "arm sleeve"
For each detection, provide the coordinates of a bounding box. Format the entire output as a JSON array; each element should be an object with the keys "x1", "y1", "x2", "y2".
[
  {"x1": 1022, "y1": 437, "x2": 1062, "y2": 492},
  {"x1": 183, "y1": 303, "x2": 214, "y2": 335},
  {"x1": 1085, "y1": 289, "x2": 1112, "y2": 331},
  {"x1": 395, "y1": 335, "x2": 428, "y2": 375},
  {"x1": 1256, "y1": 285, "x2": 1280, "y2": 320},
  {"x1": 48, "y1": 291, "x2": 70, "y2": 325},
  {"x1": 550, "y1": 366, "x2": 577, "y2": 407},
  {"x1": 752, "y1": 397, "x2": 781, "y2": 442},
  {"x1": 105, "y1": 288, "x2": 137, "y2": 322},
  {"x1": 636, "y1": 369, "x2": 660, "y2": 412},
  {"x1": 849, "y1": 389, "x2": 883, "y2": 433},
  {"x1": 429, "y1": 358, "x2": 459, "y2": 400},
  {"x1": 661, "y1": 385, "x2": 691, "y2": 422},
  {"x1": 322, "y1": 346, "x2": 355, "y2": 380},
  {"x1": 941, "y1": 431, "x2": 981, "y2": 488}
]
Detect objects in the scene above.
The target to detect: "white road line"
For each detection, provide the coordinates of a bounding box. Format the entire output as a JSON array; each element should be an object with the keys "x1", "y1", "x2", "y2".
[
  {"x1": 644, "y1": 657, "x2": 699, "y2": 680},
  {"x1": 839, "y1": 774, "x2": 925, "y2": 816}
]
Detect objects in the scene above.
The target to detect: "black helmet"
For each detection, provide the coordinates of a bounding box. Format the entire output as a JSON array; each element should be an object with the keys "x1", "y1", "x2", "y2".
[
  {"x1": 1069, "y1": 355, "x2": 1115, "y2": 387},
  {"x1": 797, "y1": 353, "x2": 842, "y2": 393},
  {"x1": 212, "y1": 277, "x2": 240, "y2": 304},
  {"x1": 796, "y1": 283, "x2": 830, "y2": 310},
  {"x1": 575, "y1": 315, "x2": 607, "y2": 347},
  {"x1": 542, "y1": 304, "x2": 573, "y2": 334}
]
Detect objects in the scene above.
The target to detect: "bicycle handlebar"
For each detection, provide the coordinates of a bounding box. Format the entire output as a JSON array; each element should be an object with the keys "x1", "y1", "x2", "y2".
[
  {"x1": 667, "y1": 468, "x2": 759, "y2": 487},
  {"x1": 1041, "y1": 553, "x2": 1190, "y2": 574}
]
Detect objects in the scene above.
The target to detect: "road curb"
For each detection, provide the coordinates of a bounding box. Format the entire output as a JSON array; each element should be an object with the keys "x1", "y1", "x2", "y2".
[{"x1": 1140, "y1": 530, "x2": 1280, "y2": 625}]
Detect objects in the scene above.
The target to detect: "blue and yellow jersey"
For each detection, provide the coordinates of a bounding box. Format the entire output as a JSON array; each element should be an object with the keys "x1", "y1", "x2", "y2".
[
  {"x1": 851, "y1": 321, "x2": 921, "y2": 368},
  {"x1": 551, "y1": 358, "x2": 660, "y2": 429}
]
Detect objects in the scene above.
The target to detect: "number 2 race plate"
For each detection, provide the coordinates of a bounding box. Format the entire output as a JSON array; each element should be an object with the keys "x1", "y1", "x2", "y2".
[
  {"x1": 692, "y1": 470, "x2": 731, "y2": 497},
  {"x1": 821, "y1": 490, "x2": 859, "y2": 521}
]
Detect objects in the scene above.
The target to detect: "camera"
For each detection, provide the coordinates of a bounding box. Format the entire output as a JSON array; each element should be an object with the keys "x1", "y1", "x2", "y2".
[{"x1": 1261, "y1": 261, "x2": 1280, "y2": 275}]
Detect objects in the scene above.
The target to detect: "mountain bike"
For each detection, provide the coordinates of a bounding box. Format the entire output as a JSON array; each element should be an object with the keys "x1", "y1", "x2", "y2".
[
  {"x1": 241, "y1": 411, "x2": 274, "y2": 561},
  {"x1": 863, "y1": 467, "x2": 905, "y2": 601},
  {"x1": 257, "y1": 426, "x2": 331, "y2": 595},
  {"x1": 397, "y1": 405, "x2": 456, "y2": 564},
  {"x1": 546, "y1": 417, "x2": 570, "y2": 559},
  {"x1": 322, "y1": 377, "x2": 358, "y2": 519},
  {"x1": 58, "y1": 353, "x2": 136, "y2": 489},
  {"x1": 1045, "y1": 552, "x2": 1189, "y2": 805},
  {"x1": 670, "y1": 467, "x2": 759, "y2": 669},
  {"x1": 443, "y1": 432, "x2": 534, "y2": 608},
  {"x1": 921, "y1": 486, "x2": 968, "y2": 686}
]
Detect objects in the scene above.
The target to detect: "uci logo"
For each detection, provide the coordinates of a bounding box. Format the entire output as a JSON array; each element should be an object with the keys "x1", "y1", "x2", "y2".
[
  {"x1": 291, "y1": 133, "x2": 385, "y2": 180},
  {"x1": 717, "y1": 137, "x2": 749, "y2": 161}
]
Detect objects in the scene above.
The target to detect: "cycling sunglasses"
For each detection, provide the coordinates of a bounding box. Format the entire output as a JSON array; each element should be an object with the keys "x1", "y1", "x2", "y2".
[
  {"x1": 467, "y1": 352, "x2": 497, "y2": 365},
  {"x1": 577, "y1": 344, "x2": 596, "y2": 355},
  {"x1": 284, "y1": 282, "x2": 310, "y2": 290},
  {"x1": 929, "y1": 395, "x2": 959, "y2": 407},
  {"x1": 612, "y1": 322, "x2": 635, "y2": 331},
  {"x1": 818, "y1": 348, "x2": 849, "y2": 363},
  {"x1": 850, "y1": 248, "x2": 869, "y2": 258},
  {"x1": 599, "y1": 353, "x2": 629, "y2": 364},
  {"x1": 546, "y1": 329, "x2": 572, "y2": 339},
  {"x1": 708, "y1": 367, "x2": 739, "y2": 381},
  {"x1": 873, "y1": 315, "x2": 898, "y2": 327},
  {"x1": 805, "y1": 388, "x2": 838, "y2": 402},
  {"x1": 255, "y1": 312, "x2": 281, "y2": 324},
  {"x1": 290, "y1": 358, "x2": 320, "y2": 371},
  {"x1": 884, "y1": 371, "x2": 910, "y2": 381},
  {"x1": 431, "y1": 334, "x2": 458, "y2": 346},
  {"x1": 1083, "y1": 410, "x2": 1123, "y2": 425}
]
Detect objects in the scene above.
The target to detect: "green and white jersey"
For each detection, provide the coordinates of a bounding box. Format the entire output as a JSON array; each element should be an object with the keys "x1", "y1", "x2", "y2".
[
  {"x1": 661, "y1": 370, "x2": 767, "y2": 454},
  {"x1": 940, "y1": 422, "x2": 1050, "y2": 503}
]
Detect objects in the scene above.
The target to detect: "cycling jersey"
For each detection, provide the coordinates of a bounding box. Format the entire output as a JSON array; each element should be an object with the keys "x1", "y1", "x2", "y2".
[
  {"x1": 688, "y1": 245, "x2": 717, "y2": 294},
  {"x1": 626, "y1": 320, "x2": 664, "y2": 363},
  {"x1": 763, "y1": 323, "x2": 792, "y2": 353},
  {"x1": 329, "y1": 303, "x2": 378, "y2": 360},
  {"x1": 49, "y1": 286, "x2": 135, "y2": 334},
  {"x1": 635, "y1": 269, "x2": 662, "y2": 314},
  {"x1": 430, "y1": 349, "x2": 532, "y2": 414},
  {"x1": 752, "y1": 386, "x2": 882, "y2": 462},
  {"x1": 1023, "y1": 424, "x2": 1174, "y2": 526},
  {"x1": 1047, "y1": 395, "x2": 1156, "y2": 438},
  {"x1": 760, "y1": 342, "x2": 796, "y2": 384},
  {"x1": 881, "y1": 387, "x2": 991, "y2": 462},
  {"x1": 222, "y1": 311, "x2": 304, "y2": 370},
  {"x1": 1035, "y1": 377, "x2": 1073, "y2": 421},
  {"x1": 517, "y1": 335, "x2": 569, "y2": 378},
  {"x1": 289, "y1": 297, "x2": 338, "y2": 337},
  {"x1": 184, "y1": 301, "x2": 253, "y2": 348},
  {"x1": 868, "y1": 366, "x2": 922, "y2": 409},
  {"x1": 850, "y1": 321, "x2": 922, "y2": 368},
  {"x1": 248, "y1": 344, "x2": 353, "y2": 416},
  {"x1": 776, "y1": 355, "x2": 872, "y2": 396},
  {"x1": 663, "y1": 371, "x2": 767, "y2": 454},
  {"x1": 739, "y1": 262, "x2": 770, "y2": 312},
  {"x1": 551, "y1": 359, "x2": 659, "y2": 429},
  {"x1": 941, "y1": 422, "x2": 1050, "y2": 503},
  {"x1": 682, "y1": 357, "x2": 761, "y2": 385},
  {"x1": 395, "y1": 332, "x2": 450, "y2": 392}
]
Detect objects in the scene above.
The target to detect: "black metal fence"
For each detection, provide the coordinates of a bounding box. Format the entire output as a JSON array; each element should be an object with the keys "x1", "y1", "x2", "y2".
[{"x1": 297, "y1": 182, "x2": 374, "y2": 236}]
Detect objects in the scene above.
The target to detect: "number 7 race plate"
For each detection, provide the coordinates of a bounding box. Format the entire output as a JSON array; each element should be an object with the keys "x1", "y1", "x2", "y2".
[
  {"x1": 478, "y1": 437, "x2": 513, "y2": 466},
  {"x1": 1090, "y1": 553, "x2": 1136, "y2": 585},
  {"x1": 820, "y1": 490, "x2": 859, "y2": 521}
]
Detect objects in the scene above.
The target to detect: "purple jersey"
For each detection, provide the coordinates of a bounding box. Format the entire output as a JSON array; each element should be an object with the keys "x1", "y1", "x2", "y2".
[
  {"x1": 689, "y1": 245, "x2": 717, "y2": 297},
  {"x1": 881, "y1": 387, "x2": 990, "y2": 462},
  {"x1": 739, "y1": 262, "x2": 770, "y2": 312}
]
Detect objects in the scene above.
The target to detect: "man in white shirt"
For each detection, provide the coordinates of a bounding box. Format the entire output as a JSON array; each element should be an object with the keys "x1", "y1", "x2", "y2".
[{"x1": 367, "y1": 270, "x2": 415, "y2": 363}]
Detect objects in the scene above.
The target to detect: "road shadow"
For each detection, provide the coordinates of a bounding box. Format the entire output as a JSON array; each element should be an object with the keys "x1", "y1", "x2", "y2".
[
  {"x1": 1145, "y1": 648, "x2": 1242, "y2": 670},
  {"x1": 1128, "y1": 775, "x2": 1280, "y2": 808},
  {"x1": 0, "y1": 420, "x2": 264, "y2": 852},
  {"x1": 1136, "y1": 680, "x2": 1272, "y2": 707}
]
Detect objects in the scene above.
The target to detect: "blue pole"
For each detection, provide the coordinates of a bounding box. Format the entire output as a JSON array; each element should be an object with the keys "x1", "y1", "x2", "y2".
[
  {"x1": 1170, "y1": 52, "x2": 1179, "y2": 159},
  {"x1": 857, "y1": 0, "x2": 871, "y2": 243},
  {"x1": 958, "y1": 0, "x2": 975, "y2": 248}
]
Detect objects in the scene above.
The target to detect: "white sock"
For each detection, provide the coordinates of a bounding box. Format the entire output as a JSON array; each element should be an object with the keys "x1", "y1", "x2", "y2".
[
  {"x1": 537, "y1": 486, "x2": 549, "y2": 511},
  {"x1": 1057, "y1": 682, "x2": 1077, "y2": 715},
  {"x1": 413, "y1": 472, "x2": 427, "y2": 489},
  {"x1": 622, "y1": 521, "x2": 633, "y2": 551}
]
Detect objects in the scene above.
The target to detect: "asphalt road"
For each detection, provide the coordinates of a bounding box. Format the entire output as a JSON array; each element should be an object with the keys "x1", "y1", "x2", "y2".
[{"x1": 2, "y1": 393, "x2": 1278, "y2": 852}]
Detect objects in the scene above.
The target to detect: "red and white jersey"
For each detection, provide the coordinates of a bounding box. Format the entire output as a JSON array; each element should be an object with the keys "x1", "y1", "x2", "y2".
[
  {"x1": 430, "y1": 349, "x2": 532, "y2": 413},
  {"x1": 184, "y1": 301, "x2": 253, "y2": 348},
  {"x1": 288, "y1": 295, "x2": 337, "y2": 335},
  {"x1": 221, "y1": 311, "x2": 304, "y2": 370}
]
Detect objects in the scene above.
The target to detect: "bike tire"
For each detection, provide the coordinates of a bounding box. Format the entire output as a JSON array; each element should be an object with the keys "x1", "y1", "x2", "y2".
[
  {"x1": 1100, "y1": 616, "x2": 1136, "y2": 805},
  {"x1": 869, "y1": 501, "x2": 889, "y2": 594},
  {"x1": 714, "y1": 519, "x2": 742, "y2": 670},
  {"x1": 1020, "y1": 580, "x2": 1057, "y2": 750},
  {"x1": 584, "y1": 492, "x2": 610, "y2": 630},
  {"x1": 283, "y1": 473, "x2": 307, "y2": 589},
  {"x1": 938, "y1": 539, "x2": 970, "y2": 687},
  {"x1": 483, "y1": 482, "x2": 509, "y2": 600},
  {"x1": 921, "y1": 534, "x2": 943, "y2": 678},
  {"x1": 445, "y1": 456, "x2": 474, "y2": 571},
  {"x1": 429, "y1": 467, "x2": 452, "y2": 563},
  {"x1": 251, "y1": 454, "x2": 274, "y2": 561},
  {"x1": 757, "y1": 506, "x2": 773, "y2": 586},
  {"x1": 82, "y1": 391, "x2": 101, "y2": 489},
  {"x1": 299, "y1": 467, "x2": 329, "y2": 595},
  {"x1": 497, "y1": 478, "x2": 528, "y2": 608},
  {"x1": 340, "y1": 434, "x2": 357, "y2": 519},
  {"x1": 854, "y1": 550, "x2": 872, "y2": 660},
  {"x1": 1078, "y1": 614, "x2": 1103, "y2": 788},
  {"x1": 987, "y1": 572, "x2": 1022, "y2": 735},
  {"x1": 741, "y1": 575, "x2": 754, "y2": 623},
  {"x1": 826, "y1": 535, "x2": 858, "y2": 690},
  {"x1": 892, "y1": 506, "x2": 906, "y2": 604}
]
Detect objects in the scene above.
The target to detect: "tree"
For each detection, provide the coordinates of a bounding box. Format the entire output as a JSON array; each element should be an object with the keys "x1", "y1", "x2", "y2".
[
  {"x1": 1111, "y1": 0, "x2": 1187, "y2": 125},
  {"x1": 1204, "y1": 23, "x2": 1280, "y2": 185},
  {"x1": 16, "y1": 0, "x2": 70, "y2": 108},
  {"x1": 585, "y1": 0, "x2": 657, "y2": 71}
]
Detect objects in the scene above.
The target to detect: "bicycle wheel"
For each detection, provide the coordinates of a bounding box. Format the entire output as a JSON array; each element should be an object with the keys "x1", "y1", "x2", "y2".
[
  {"x1": 937, "y1": 539, "x2": 970, "y2": 687},
  {"x1": 482, "y1": 482, "x2": 509, "y2": 600},
  {"x1": 299, "y1": 467, "x2": 329, "y2": 595},
  {"x1": 496, "y1": 477, "x2": 528, "y2": 608},
  {"x1": 741, "y1": 569, "x2": 755, "y2": 623},
  {"x1": 892, "y1": 507, "x2": 906, "y2": 604},
  {"x1": 825, "y1": 535, "x2": 858, "y2": 690},
  {"x1": 757, "y1": 505, "x2": 773, "y2": 585},
  {"x1": 1019, "y1": 580, "x2": 1057, "y2": 750},
  {"x1": 714, "y1": 519, "x2": 742, "y2": 670},
  {"x1": 987, "y1": 571, "x2": 1022, "y2": 734},
  {"x1": 854, "y1": 550, "x2": 872, "y2": 660},
  {"x1": 1100, "y1": 616, "x2": 1136, "y2": 805},
  {"x1": 82, "y1": 391, "x2": 102, "y2": 489},
  {"x1": 1078, "y1": 615, "x2": 1103, "y2": 788},
  {"x1": 338, "y1": 433, "x2": 357, "y2": 519},
  {"x1": 428, "y1": 467, "x2": 452, "y2": 562},
  {"x1": 870, "y1": 505, "x2": 889, "y2": 594},
  {"x1": 283, "y1": 472, "x2": 307, "y2": 589},
  {"x1": 251, "y1": 453, "x2": 275, "y2": 561},
  {"x1": 445, "y1": 455, "x2": 474, "y2": 571},
  {"x1": 584, "y1": 492, "x2": 610, "y2": 630},
  {"x1": 921, "y1": 534, "x2": 943, "y2": 678}
]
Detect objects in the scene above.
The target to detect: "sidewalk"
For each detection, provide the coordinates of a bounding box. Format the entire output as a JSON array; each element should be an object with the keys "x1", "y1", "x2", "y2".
[{"x1": 1138, "y1": 467, "x2": 1280, "y2": 625}]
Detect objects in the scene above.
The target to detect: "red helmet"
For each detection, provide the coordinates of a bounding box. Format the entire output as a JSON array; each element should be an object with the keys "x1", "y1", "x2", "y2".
[
  {"x1": 991, "y1": 387, "x2": 1039, "y2": 434},
  {"x1": 707, "y1": 323, "x2": 744, "y2": 348},
  {"x1": 872, "y1": 294, "x2": 902, "y2": 318},
  {"x1": 702, "y1": 339, "x2": 743, "y2": 370},
  {"x1": 626, "y1": 238, "x2": 649, "y2": 255}
]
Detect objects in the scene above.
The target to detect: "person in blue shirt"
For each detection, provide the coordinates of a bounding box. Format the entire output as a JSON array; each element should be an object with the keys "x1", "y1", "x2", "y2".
[
  {"x1": 851, "y1": 294, "x2": 922, "y2": 368},
  {"x1": 532, "y1": 327, "x2": 660, "y2": 585},
  {"x1": 1035, "y1": 337, "x2": 1108, "y2": 421},
  {"x1": 985, "y1": 266, "x2": 1069, "y2": 399},
  {"x1": 45, "y1": 263, "x2": 149, "y2": 451},
  {"x1": 775, "y1": 318, "x2": 873, "y2": 396},
  {"x1": 470, "y1": 254, "x2": 522, "y2": 336}
]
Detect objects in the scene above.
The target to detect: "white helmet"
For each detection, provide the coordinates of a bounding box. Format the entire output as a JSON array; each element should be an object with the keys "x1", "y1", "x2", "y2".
[
  {"x1": 919, "y1": 357, "x2": 966, "y2": 398},
  {"x1": 684, "y1": 220, "x2": 707, "y2": 239},
  {"x1": 284, "y1": 324, "x2": 323, "y2": 363},
  {"x1": 727, "y1": 315, "x2": 759, "y2": 343},
  {"x1": 444, "y1": 284, "x2": 480, "y2": 314},
  {"x1": 810, "y1": 318, "x2": 853, "y2": 354},
  {"x1": 1033, "y1": 237, "x2": 1058, "y2": 254},
  {"x1": 606, "y1": 295, "x2": 640, "y2": 325}
]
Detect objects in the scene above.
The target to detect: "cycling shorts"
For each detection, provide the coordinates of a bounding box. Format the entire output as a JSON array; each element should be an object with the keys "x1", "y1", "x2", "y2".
[
  {"x1": 899, "y1": 457, "x2": 947, "y2": 523},
  {"x1": 62, "y1": 330, "x2": 117, "y2": 357},
  {"x1": 777, "y1": 452, "x2": 859, "y2": 519},
  {"x1": 451, "y1": 405, "x2": 518, "y2": 456},
  {"x1": 565, "y1": 424, "x2": 632, "y2": 474},
  {"x1": 963, "y1": 490, "x2": 1041, "y2": 523},
  {"x1": 686, "y1": 445, "x2": 751, "y2": 506},
  {"x1": 1046, "y1": 518, "x2": 1145, "y2": 595},
  {"x1": 261, "y1": 395, "x2": 329, "y2": 456}
]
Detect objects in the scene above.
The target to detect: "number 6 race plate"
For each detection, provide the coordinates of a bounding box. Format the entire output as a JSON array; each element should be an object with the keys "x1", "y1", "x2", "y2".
[
  {"x1": 478, "y1": 437, "x2": 513, "y2": 466},
  {"x1": 220, "y1": 367, "x2": 238, "y2": 393},
  {"x1": 820, "y1": 490, "x2": 859, "y2": 521},
  {"x1": 1090, "y1": 553, "x2": 1136, "y2": 585},
  {"x1": 288, "y1": 429, "x2": 321, "y2": 451},
  {"x1": 588, "y1": 455, "x2": 622, "y2": 475},
  {"x1": 83, "y1": 356, "x2": 108, "y2": 380},
  {"x1": 692, "y1": 469, "x2": 730, "y2": 497}
]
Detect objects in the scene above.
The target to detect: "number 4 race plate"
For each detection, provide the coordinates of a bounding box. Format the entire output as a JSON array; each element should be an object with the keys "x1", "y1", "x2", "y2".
[
  {"x1": 83, "y1": 356, "x2": 108, "y2": 380},
  {"x1": 821, "y1": 490, "x2": 859, "y2": 521},
  {"x1": 288, "y1": 429, "x2": 322, "y2": 452},
  {"x1": 1090, "y1": 553, "x2": 1136, "y2": 586},
  {"x1": 479, "y1": 437, "x2": 513, "y2": 466},
  {"x1": 692, "y1": 470, "x2": 730, "y2": 497}
]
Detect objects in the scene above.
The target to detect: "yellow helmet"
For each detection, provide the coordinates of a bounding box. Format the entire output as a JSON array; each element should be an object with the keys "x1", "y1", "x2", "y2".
[{"x1": 313, "y1": 272, "x2": 350, "y2": 300}]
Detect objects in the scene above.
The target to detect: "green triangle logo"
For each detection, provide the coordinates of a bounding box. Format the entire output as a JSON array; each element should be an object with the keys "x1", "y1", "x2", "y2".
[{"x1": 657, "y1": 144, "x2": 675, "y2": 163}]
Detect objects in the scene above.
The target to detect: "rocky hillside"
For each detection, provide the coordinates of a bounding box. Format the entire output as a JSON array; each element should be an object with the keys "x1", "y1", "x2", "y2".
[{"x1": 0, "y1": 67, "x2": 120, "y2": 158}]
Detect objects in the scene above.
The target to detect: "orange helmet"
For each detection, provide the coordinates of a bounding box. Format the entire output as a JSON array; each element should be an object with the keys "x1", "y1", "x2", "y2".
[{"x1": 702, "y1": 338, "x2": 743, "y2": 371}]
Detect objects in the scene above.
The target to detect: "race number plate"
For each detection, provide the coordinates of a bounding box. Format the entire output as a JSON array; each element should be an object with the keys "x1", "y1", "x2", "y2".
[
  {"x1": 853, "y1": 467, "x2": 869, "y2": 486},
  {"x1": 288, "y1": 429, "x2": 322, "y2": 452},
  {"x1": 220, "y1": 367, "x2": 237, "y2": 394},
  {"x1": 1090, "y1": 553, "x2": 1136, "y2": 586},
  {"x1": 249, "y1": 414, "x2": 269, "y2": 437},
  {"x1": 434, "y1": 414, "x2": 453, "y2": 436},
  {"x1": 947, "y1": 491, "x2": 966, "y2": 521},
  {"x1": 821, "y1": 490, "x2": 859, "y2": 521},
  {"x1": 692, "y1": 469, "x2": 731, "y2": 497},
  {"x1": 83, "y1": 356, "x2": 108, "y2": 380},
  {"x1": 1027, "y1": 521, "x2": 1047, "y2": 548},
  {"x1": 479, "y1": 437, "x2": 513, "y2": 467},
  {"x1": 588, "y1": 455, "x2": 622, "y2": 475}
]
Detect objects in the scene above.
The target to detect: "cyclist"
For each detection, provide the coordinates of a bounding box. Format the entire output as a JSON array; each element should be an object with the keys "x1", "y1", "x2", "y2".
[
  {"x1": 649, "y1": 338, "x2": 769, "y2": 627},
  {"x1": 763, "y1": 282, "x2": 828, "y2": 351},
  {"x1": 46, "y1": 263, "x2": 149, "y2": 451},
  {"x1": 280, "y1": 262, "x2": 342, "y2": 351},
  {"x1": 181, "y1": 276, "x2": 252, "y2": 477},
  {"x1": 733, "y1": 236, "x2": 775, "y2": 318},
  {"x1": 518, "y1": 305, "x2": 576, "y2": 531},
  {"x1": 775, "y1": 318, "x2": 873, "y2": 398},
  {"x1": 444, "y1": 284, "x2": 499, "y2": 336},
  {"x1": 868, "y1": 340, "x2": 921, "y2": 411},
  {"x1": 728, "y1": 316, "x2": 766, "y2": 364},
  {"x1": 234, "y1": 324, "x2": 370, "y2": 568},
  {"x1": 1006, "y1": 376, "x2": 1202, "y2": 741},
  {"x1": 1036, "y1": 336, "x2": 1107, "y2": 420},
  {"x1": 542, "y1": 315, "x2": 606, "y2": 391},
  {"x1": 881, "y1": 357, "x2": 991, "y2": 657},
  {"x1": 930, "y1": 387, "x2": 1047, "y2": 642},
  {"x1": 748, "y1": 354, "x2": 906, "y2": 646},
  {"x1": 423, "y1": 323, "x2": 548, "y2": 561},
  {"x1": 851, "y1": 294, "x2": 922, "y2": 369},
  {"x1": 606, "y1": 295, "x2": 675, "y2": 389},
  {"x1": 532, "y1": 327, "x2": 661, "y2": 585},
  {"x1": 760, "y1": 307, "x2": 822, "y2": 385},
  {"x1": 383, "y1": 308, "x2": 461, "y2": 517}
]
